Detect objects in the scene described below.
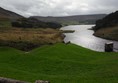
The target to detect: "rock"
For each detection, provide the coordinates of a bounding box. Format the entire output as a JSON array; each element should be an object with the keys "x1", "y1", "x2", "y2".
[
  {"x1": 35, "y1": 80, "x2": 50, "y2": 83},
  {"x1": 0, "y1": 77, "x2": 29, "y2": 83},
  {"x1": 65, "y1": 41, "x2": 71, "y2": 45}
]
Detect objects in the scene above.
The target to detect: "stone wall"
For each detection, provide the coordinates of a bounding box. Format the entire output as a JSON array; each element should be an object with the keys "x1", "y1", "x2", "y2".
[
  {"x1": 0, "y1": 77, "x2": 50, "y2": 83},
  {"x1": 0, "y1": 77, "x2": 29, "y2": 83}
]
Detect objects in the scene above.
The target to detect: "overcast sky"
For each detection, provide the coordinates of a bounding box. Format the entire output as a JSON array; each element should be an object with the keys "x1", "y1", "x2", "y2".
[{"x1": 0, "y1": 0, "x2": 118, "y2": 17}]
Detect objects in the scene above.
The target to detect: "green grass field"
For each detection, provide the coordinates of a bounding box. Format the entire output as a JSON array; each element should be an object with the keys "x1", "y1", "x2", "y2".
[
  {"x1": 0, "y1": 43, "x2": 118, "y2": 83},
  {"x1": 0, "y1": 20, "x2": 11, "y2": 28}
]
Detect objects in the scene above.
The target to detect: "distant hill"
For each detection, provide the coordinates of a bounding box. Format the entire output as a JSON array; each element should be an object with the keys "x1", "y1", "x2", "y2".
[
  {"x1": 30, "y1": 14, "x2": 106, "y2": 25},
  {"x1": 93, "y1": 11, "x2": 118, "y2": 31},
  {"x1": 0, "y1": 7, "x2": 23, "y2": 27},
  {"x1": 0, "y1": 7, "x2": 62, "y2": 28},
  {"x1": 93, "y1": 11, "x2": 118, "y2": 41},
  {"x1": 0, "y1": 7, "x2": 23, "y2": 20}
]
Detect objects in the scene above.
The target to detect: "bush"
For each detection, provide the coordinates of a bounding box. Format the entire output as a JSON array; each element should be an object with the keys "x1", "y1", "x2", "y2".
[
  {"x1": 11, "y1": 18, "x2": 62, "y2": 29},
  {"x1": 0, "y1": 40, "x2": 39, "y2": 51}
]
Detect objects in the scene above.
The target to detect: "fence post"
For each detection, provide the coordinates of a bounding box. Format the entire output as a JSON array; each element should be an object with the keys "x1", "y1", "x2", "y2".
[{"x1": 105, "y1": 42, "x2": 114, "y2": 52}]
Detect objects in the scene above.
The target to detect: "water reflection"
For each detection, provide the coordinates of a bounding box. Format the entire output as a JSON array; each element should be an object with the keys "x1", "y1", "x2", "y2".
[{"x1": 61, "y1": 25, "x2": 118, "y2": 52}]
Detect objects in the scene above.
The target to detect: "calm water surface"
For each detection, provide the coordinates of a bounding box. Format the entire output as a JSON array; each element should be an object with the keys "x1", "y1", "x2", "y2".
[{"x1": 61, "y1": 25, "x2": 118, "y2": 52}]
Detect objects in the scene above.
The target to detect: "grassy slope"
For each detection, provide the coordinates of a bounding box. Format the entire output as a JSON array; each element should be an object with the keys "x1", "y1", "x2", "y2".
[
  {"x1": 0, "y1": 43, "x2": 118, "y2": 83},
  {"x1": 0, "y1": 28, "x2": 62, "y2": 44},
  {"x1": 0, "y1": 18, "x2": 11, "y2": 28},
  {"x1": 0, "y1": 28, "x2": 63, "y2": 51}
]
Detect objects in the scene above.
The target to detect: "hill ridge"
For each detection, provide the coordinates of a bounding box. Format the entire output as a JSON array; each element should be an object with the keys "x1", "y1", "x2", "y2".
[
  {"x1": 31, "y1": 14, "x2": 107, "y2": 25},
  {"x1": 0, "y1": 7, "x2": 23, "y2": 20}
]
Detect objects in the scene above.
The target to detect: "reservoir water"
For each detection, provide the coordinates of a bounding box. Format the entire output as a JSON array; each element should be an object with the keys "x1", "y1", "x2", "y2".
[{"x1": 61, "y1": 25, "x2": 118, "y2": 52}]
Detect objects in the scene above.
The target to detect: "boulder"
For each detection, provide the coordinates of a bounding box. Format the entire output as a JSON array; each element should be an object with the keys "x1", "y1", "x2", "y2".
[
  {"x1": 35, "y1": 80, "x2": 50, "y2": 83},
  {"x1": 0, "y1": 77, "x2": 29, "y2": 83}
]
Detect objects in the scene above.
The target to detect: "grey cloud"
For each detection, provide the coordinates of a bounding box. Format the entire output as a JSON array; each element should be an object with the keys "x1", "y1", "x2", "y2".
[{"x1": 0, "y1": 0, "x2": 118, "y2": 17}]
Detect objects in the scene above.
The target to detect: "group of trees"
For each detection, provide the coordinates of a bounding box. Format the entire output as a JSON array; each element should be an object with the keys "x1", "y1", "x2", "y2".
[
  {"x1": 12, "y1": 18, "x2": 62, "y2": 29},
  {"x1": 93, "y1": 11, "x2": 118, "y2": 31}
]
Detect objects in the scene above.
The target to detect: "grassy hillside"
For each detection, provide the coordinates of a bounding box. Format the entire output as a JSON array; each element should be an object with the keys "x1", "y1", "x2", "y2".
[
  {"x1": 0, "y1": 43, "x2": 118, "y2": 83},
  {"x1": 0, "y1": 7, "x2": 23, "y2": 20},
  {"x1": 0, "y1": 8, "x2": 63, "y2": 51},
  {"x1": 93, "y1": 11, "x2": 118, "y2": 40},
  {"x1": 0, "y1": 7, "x2": 23, "y2": 28},
  {"x1": 0, "y1": 7, "x2": 62, "y2": 29}
]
